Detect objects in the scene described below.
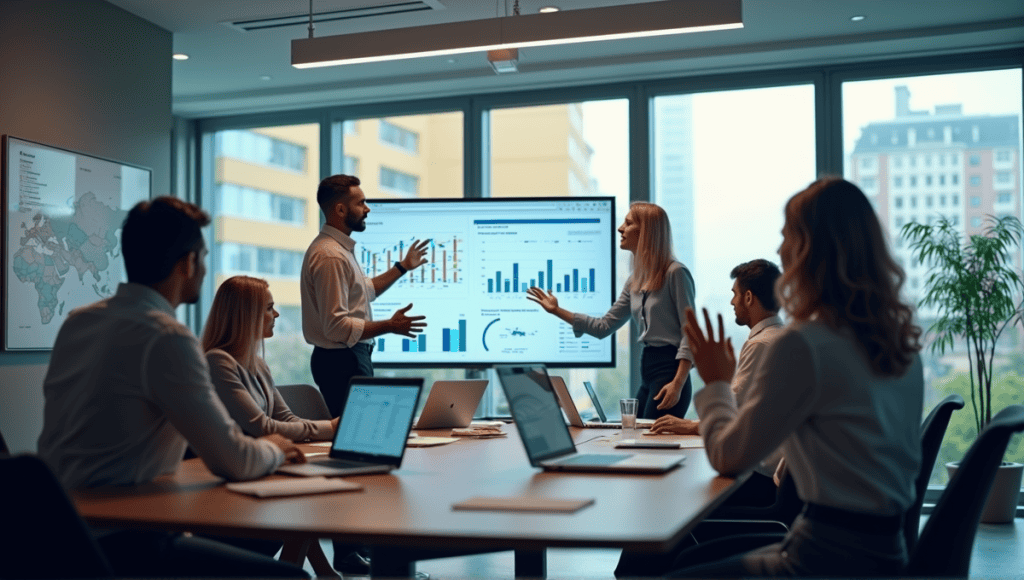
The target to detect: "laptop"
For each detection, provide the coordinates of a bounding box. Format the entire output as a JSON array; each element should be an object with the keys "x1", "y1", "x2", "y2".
[
  {"x1": 549, "y1": 375, "x2": 619, "y2": 429},
  {"x1": 583, "y1": 381, "x2": 655, "y2": 428},
  {"x1": 278, "y1": 377, "x2": 423, "y2": 477},
  {"x1": 496, "y1": 366, "x2": 683, "y2": 473},
  {"x1": 414, "y1": 379, "x2": 489, "y2": 429}
]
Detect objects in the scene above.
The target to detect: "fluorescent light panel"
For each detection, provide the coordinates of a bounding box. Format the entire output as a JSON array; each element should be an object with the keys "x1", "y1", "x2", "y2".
[{"x1": 292, "y1": 0, "x2": 742, "y2": 69}]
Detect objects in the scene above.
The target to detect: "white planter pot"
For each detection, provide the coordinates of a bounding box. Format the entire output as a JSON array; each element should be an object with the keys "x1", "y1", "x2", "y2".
[{"x1": 946, "y1": 461, "x2": 1023, "y2": 524}]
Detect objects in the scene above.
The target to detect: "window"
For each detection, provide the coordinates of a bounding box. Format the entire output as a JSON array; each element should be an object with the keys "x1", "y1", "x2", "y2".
[
  {"x1": 893, "y1": 176, "x2": 903, "y2": 188},
  {"x1": 895, "y1": 196, "x2": 904, "y2": 209},
  {"x1": 997, "y1": 192, "x2": 1012, "y2": 204},
  {"x1": 379, "y1": 120, "x2": 420, "y2": 154},
  {"x1": 860, "y1": 157, "x2": 875, "y2": 170},
  {"x1": 995, "y1": 171, "x2": 1013, "y2": 186},
  {"x1": 909, "y1": 156, "x2": 917, "y2": 168},
  {"x1": 343, "y1": 155, "x2": 359, "y2": 175},
  {"x1": 893, "y1": 156, "x2": 904, "y2": 169},
  {"x1": 910, "y1": 196, "x2": 918, "y2": 208},
  {"x1": 910, "y1": 176, "x2": 918, "y2": 187},
  {"x1": 926, "y1": 195, "x2": 933, "y2": 208},
  {"x1": 925, "y1": 155, "x2": 933, "y2": 167},
  {"x1": 995, "y1": 149, "x2": 1012, "y2": 162},
  {"x1": 925, "y1": 175, "x2": 933, "y2": 186},
  {"x1": 379, "y1": 166, "x2": 419, "y2": 196},
  {"x1": 218, "y1": 243, "x2": 305, "y2": 278},
  {"x1": 842, "y1": 68, "x2": 1024, "y2": 487},
  {"x1": 215, "y1": 129, "x2": 306, "y2": 172},
  {"x1": 216, "y1": 184, "x2": 306, "y2": 226},
  {"x1": 861, "y1": 177, "x2": 877, "y2": 190}
]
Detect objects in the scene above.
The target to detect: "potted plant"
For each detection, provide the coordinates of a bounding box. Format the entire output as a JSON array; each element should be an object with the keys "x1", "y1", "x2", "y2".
[{"x1": 902, "y1": 214, "x2": 1024, "y2": 523}]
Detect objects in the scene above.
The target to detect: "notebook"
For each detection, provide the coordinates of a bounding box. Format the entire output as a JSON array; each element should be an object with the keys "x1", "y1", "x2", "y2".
[
  {"x1": 496, "y1": 366, "x2": 683, "y2": 474},
  {"x1": 278, "y1": 377, "x2": 423, "y2": 477},
  {"x1": 414, "y1": 379, "x2": 489, "y2": 429},
  {"x1": 583, "y1": 381, "x2": 655, "y2": 428}
]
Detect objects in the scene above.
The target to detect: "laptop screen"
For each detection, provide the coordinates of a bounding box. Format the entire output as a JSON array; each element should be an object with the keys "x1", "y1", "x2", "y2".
[
  {"x1": 333, "y1": 381, "x2": 420, "y2": 459},
  {"x1": 583, "y1": 381, "x2": 610, "y2": 422},
  {"x1": 497, "y1": 366, "x2": 576, "y2": 464}
]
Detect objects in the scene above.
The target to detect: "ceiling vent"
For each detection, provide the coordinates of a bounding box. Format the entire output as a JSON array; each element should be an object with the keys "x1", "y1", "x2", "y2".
[{"x1": 224, "y1": 1, "x2": 444, "y2": 33}]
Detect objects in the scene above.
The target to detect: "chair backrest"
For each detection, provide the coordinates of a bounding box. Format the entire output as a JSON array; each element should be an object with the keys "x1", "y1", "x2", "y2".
[
  {"x1": 277, "y1": 383, "x2": 332, "y2": 420},
  {"x1": 906, "y1": 404, "x2": 1024, "y2": 577},
  {"x1": 904, "y1": 393, "x2": 965, "y2": 552},
  {"x1": 0, "y1": 454, "x2": 114, "y2": 578}
]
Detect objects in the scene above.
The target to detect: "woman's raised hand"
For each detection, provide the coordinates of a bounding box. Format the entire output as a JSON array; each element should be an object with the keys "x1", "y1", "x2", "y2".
[{"x1": 526, "y1": 287, "x2": 559, "y2": 313}]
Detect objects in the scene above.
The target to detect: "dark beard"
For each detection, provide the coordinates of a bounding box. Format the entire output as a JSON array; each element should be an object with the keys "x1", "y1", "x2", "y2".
[{"x1": 346, "y1": 214, "x2": 366, "y2": 232}]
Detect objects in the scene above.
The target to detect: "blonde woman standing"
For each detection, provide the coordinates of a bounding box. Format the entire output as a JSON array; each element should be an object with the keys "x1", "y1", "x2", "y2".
[
  {"x1": 528, "y1": 202, "x2": 695, "y2": 419},
  {"x1": 203, "y1": 275, "x2": 337, "y2": 441}
]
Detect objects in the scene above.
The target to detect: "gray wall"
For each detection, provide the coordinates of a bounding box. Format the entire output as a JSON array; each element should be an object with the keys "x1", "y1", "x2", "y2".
[{"x1": 0, "y1": 0, "x2": 171, "y2": 453}]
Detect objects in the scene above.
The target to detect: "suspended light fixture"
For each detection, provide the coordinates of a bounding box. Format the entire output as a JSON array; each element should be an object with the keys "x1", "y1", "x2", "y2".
[{"x1": 292, "y1": 0, "x2": 742, "y2": 69}]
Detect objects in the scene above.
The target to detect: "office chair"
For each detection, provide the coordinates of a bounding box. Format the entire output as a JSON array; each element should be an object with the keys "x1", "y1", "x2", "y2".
[
  {"x1": 0, "y1": 454, "x2": 114, "y2": 579},
  {"x1": 277, "y1": 383, "x2": 332, "y2": 420},
  {"x1": 906, "y1": 404, "x2": 1024, "y2": 578},
  {"x1": 0, "y1": 427, "x2": 9, "y2": 456},
  {"x1": 670, "y1": 395, "x2": 969, "y2": 570}
]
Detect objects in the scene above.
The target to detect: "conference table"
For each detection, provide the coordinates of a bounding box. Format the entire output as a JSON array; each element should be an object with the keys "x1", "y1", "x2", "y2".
[{"x1": 73, "y1": 426, "x2": 746, "y2": 579}]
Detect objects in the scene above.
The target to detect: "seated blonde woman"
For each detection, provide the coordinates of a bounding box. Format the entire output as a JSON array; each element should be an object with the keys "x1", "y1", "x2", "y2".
[{"x1": 202, "y1": 275, "x2": 337, "y2": 441}]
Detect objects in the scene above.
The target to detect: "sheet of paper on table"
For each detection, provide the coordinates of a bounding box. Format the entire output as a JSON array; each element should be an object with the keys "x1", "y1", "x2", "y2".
[
  {"x1": 406, "y1": 436, "x2": 460, "y2": 447},
  {"x1": 453, "y1": 496, "x2": 595, "y2": 513},
  {"x1": 225, "y1": 476, "x2": 362, "y2": 498}
]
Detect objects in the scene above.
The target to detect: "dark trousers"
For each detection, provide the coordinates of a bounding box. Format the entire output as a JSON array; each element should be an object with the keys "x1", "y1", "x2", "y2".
[
  {"x1": 310, "y1": 343, "x2": 374, "y2": 418},
  {"x1": 97, "y1": 530, "x2": 307, "y2": 578},
  {"x1": 634, "y1": 344, "x2": 692, "y2": 420}
]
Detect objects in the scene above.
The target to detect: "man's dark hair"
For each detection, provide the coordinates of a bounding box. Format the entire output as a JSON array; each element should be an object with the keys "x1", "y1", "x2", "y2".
[
  {"x1": 730, "y1": 259, "x2": 782, "y2": 313},
  {"x1": 317, "y1": 174, "x2": 361, "y2": 213},
  {"x1": 121, "y1": 196, "x2": 210, "y2": 285}
]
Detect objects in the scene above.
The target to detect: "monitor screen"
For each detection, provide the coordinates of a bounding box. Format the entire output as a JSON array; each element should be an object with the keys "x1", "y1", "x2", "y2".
[{"x1": 364, "y1": 197, "x2": 616, "y2": 367}]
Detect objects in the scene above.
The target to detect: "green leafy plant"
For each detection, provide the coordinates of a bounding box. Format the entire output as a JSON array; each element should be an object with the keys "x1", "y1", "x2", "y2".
[{"x1": 902, "y1": 215, "x2": 1024, "y2": 434}]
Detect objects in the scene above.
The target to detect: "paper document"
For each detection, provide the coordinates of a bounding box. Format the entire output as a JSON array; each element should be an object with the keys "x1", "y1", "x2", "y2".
[
  {"x1": 225, "y1": 476, "x2": 362, "y2": 498},
  {"x1": 453, "y1": 496, "x2": 595, "y2": 513},
  {"x1": 406, "y1": 436, "x2": 460, "y2": 447}
]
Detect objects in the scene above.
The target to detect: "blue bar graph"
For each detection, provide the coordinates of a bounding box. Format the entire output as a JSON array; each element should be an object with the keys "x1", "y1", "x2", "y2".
[
  {"x1": 504, "y1": 280, "x2": 510, "y2": 292},
  {"x1": 590, "y1": 268, "x2": 595, "y2": 293},
  {"x1": 513, "y1": 263, "x2": 519, "y2": 293},
  {"x1": 547, "y1": 260, "x2": 553, "y2": 291},
  {"x1": 378, "y1": 338, "x2": 385, "y2": 351},
  {"x1": 442, "y1": 329, "x2": 451, "y2": 351},
  {"x1": 495, "y1": 272, "x2": 501, "y2": 293},
  {"x1": 402, "y1": 339, "x2": 410, "y2": 352},
  {"x1": 459, "y1": 319, "x2": 467, "y2": 352},
  {"x1": 489, "y1": 260, "x2": 596, "y2": 294},
  {"x1": 573, "y1": 269, "x2": 579, "y2": 292},
  {"x1": 488, "y1": 279, "x2": 494, "y2": 293}
]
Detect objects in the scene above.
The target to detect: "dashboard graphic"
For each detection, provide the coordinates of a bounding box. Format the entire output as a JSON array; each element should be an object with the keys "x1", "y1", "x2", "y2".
[{"x1": 365, "y1": 197, "x2": 615, "y2": 367}]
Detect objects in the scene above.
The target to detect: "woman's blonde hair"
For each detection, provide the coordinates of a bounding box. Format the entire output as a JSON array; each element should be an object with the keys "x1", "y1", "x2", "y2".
[
  {"x1": 201, "y1": 275, "x2": 270, "y2": 373},
  {"x1": 628, "y1": 202, "x2": 675, "y2": 293},
  {"x1": 777, "y1": 178, "x2": 921, "y2": 376}
]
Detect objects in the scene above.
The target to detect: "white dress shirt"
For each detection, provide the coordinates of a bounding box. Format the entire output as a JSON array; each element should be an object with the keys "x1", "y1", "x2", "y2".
[
  {"x1": 301, "y1": 224, "x2": 377, "y2": 349},
  {"x1": 38, "y1": 283, "x2": 284, "y2": 489},
  {"x1": 730, "y1": 314, "x2": 785, "y2": 477},
  {"x1": 695, "y1": 320, "x2": 923, "y2": 515}
]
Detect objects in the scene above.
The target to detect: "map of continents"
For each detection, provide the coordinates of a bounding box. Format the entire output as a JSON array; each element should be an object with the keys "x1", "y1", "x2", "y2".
[{"x1": 12, "y1": 192, "x2": 126, "y2": 324}]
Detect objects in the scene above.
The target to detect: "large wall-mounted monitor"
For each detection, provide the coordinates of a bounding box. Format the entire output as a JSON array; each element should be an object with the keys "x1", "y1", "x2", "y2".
[
  {"x1": 2, "y1": 136, "x2": 151, "y2": 351},
  {"x1": 364, "y1": 197, "x2": 616, "y2": 368}
]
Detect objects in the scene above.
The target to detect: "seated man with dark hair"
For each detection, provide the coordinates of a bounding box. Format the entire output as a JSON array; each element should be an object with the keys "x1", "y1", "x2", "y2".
[{"x1": 38, "y1": 196, "x2": 307, "y2": 578}]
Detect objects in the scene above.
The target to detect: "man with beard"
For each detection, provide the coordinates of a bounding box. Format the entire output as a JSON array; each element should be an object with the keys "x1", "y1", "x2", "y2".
[
  {"x1": 300, "y1": 174, "x2": 428, "y2": 417},
  {"x1": 38, "y1": 197, "x2": 305, "y2": 578}
]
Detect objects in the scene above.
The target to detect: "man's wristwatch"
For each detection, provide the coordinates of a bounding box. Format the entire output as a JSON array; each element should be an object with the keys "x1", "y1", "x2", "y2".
[{"x1": 394, "y1": 262, "x2": 408, "y2": 274}]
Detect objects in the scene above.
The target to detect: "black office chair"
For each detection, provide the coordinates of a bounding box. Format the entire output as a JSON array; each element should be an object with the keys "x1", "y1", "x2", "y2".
[
  {"x1": 904, "y1": 393, "x2": 964, "y2": 552},
  {"x1": 669, "y1": 395, "x2": 969, "y2": 570},
  {"x1": 0, "y1": 454, "x2": 114, "y2": 579},
  {"x1": 277, "y1": 383, "x2": 333, "y2": 420},
  {"x1": 906, "y1": 404, "x2": 1024, "y2": 578}
]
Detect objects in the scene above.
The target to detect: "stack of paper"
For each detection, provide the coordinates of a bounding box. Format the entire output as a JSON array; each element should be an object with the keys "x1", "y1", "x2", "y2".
[{"x1": 225, "y1": 476, "x2": 362, "y2": 498}]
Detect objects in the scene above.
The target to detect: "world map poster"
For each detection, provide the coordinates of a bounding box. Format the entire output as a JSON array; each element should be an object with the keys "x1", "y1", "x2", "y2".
[{"x1": 4, "y1": 137, "x2": 150, "y2": 350}]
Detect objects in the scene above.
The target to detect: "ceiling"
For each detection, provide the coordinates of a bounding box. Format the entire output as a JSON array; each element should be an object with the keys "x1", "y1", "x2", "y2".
[{"x1": 104, "y1": 0, "x2": 1024, "y2": 118}]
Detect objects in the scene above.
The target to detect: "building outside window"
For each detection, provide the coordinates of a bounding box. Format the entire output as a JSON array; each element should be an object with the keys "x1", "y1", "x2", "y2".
[
  {"x1": 379, "y1": 119, "x2": 420, "y2": 154},
  {"x1": 970, "y1": 153, "x2": 981, "y2": 166},
  {"x1": 215, "y1": 129, "x2": 306, "y2": 172},
  {"x1": 379, "y1": 166, "x2": 419, "y2": 196},
  {"x1": 216, "y1": 184, "x2": 306, "y2": 226}
]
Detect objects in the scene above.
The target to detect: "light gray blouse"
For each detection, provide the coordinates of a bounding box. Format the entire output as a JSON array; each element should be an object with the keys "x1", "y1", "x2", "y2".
[
  {"x1": 206, "y1": 349, "x2": 334, "y2": 442},
  {"x1": 571, "y1": 261, "x2": 695, "y2": 362}
]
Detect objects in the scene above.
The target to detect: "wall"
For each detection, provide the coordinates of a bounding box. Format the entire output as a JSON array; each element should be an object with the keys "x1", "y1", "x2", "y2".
[{"x1": 0, "y1": 0, "x2": 171, "y2": 453}]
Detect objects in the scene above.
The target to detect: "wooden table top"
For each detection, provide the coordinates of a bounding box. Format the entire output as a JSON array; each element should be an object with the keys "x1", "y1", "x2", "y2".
[{"x1": 73, "y1": 427, "x2": 742, "y2": 553}]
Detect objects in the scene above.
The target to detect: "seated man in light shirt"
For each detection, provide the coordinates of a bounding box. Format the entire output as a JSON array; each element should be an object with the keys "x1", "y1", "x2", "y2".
[
  {"x1": 650, "y1": 259, "x2": 785, "y2": 502},
  {"x1": 38, "y1": 197, "x2": 307, "y2": 579}
]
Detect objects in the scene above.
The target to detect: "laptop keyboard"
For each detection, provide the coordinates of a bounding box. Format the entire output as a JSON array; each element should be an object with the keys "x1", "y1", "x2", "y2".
[
  {"x1": 561, "y1": 453, "x2": 632, "y2": 465},
  {"x1": 316, "y1": 458, "x2": 371, "y2": 468}
]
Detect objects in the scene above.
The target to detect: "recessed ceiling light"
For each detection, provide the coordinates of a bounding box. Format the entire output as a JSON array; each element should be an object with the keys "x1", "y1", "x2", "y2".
[
  {"x1": 539, "y1": 6, "x2": 559, "y2": 13},
  {"x1": 259, "y1": 75, "x2": 272, "y2": 81},
  {"x1": 172, "y1": 53, "x2": 189, "y2": 60},
  {"x1": 446, "y1": 58, "x2": 458, "y2": 64},
  {"x1": 850, "y1": 15, "x2": 866, "y2": 22}
]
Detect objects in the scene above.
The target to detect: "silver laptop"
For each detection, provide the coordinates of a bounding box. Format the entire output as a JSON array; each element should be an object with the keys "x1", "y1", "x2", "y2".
[
  {"x1": 583, "y1": 380, "x2": 654, "y2": 428},
  {"x1": 278, "y1": 377, "x2": 423, "y2": 477},
  {"x1": 549, "y1": 375, "x2": 619, "y2": 429},
  {"x1": 496, "y1": 366, "x2": 683, "y2": 474},
  {"x1": 414, "y1": 379, "x2": 489, "y2": 429}
]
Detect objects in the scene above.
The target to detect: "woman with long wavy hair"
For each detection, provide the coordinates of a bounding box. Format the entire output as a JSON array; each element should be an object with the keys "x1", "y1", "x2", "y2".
[
  {"x1": 673, "y1": 178, "x2": 924, "y2": 577},
  {"x1": 202, "y1": 275, "x2": 337, "y2": 441},
  {"x1": 527, "y1": 201, "x2": 696, "y2": 420}
]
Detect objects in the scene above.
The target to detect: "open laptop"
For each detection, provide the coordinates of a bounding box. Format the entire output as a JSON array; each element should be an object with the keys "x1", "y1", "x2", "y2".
[
  {"x1": 278, "y1": 377, "x2": 423, "y2": 477},
  {"x1": 496, "y1": 366, "x2": 683, "y2": 473},
  {"x1": 549, "y1": 375, "x2": 619, "y2": 429},
  {"x1": 583, "y1": 381, "x2": 655, "y2": 428},
  {"x1": 414, "y1": 379, "x2": 489, "y2": 429}
]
